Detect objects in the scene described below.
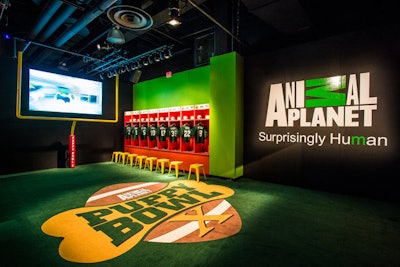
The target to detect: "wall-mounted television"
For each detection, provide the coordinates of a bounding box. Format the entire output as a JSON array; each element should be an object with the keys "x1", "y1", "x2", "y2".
[
  {"x1": 28, "y1": 69, "x2": 103, "y2": 115},
  {"x1": 17, "y1": 60, "x2": 118, "y2": 122}
]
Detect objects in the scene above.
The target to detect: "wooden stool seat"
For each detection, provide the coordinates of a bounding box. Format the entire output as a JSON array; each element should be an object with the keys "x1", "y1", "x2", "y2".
[
  {"x1": 144, "y1": 157, "x2": 158, "y2": 172},
  {"x1": 135, "y1": 155, "x2": 147, "y2": 169},
  {"x1": 156, "y1": 158, "x2": 170, "y2": 174},
  {"x1": 188, "y1": 163, "x2": 206, "y2": 182},
  {"x1": 126, "y1": 153, "x2": 138, "y2": 167},
  {"x1": 111, "y1": 151, "x2": 123, "y2": 163},
  {"x1": 168, "y1": 161, "x2": 184, "y2": 178}
]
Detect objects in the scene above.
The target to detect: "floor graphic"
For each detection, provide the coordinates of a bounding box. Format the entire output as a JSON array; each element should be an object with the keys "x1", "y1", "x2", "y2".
[{"x1": 41, "y1": 180, "x2": 242, "y2": 263}]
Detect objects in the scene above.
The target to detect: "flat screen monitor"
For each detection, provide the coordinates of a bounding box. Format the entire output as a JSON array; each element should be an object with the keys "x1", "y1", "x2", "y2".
[
  {"x1": 28, "y1": 69, "x2": 103, "y2": 115},
  {"x1": 18, "y1": 65, "x2": 117, "y2": 122}
]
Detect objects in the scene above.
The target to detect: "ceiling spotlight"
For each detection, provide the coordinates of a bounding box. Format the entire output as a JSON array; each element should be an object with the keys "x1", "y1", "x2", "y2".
[
  {"x1": 130, "y1": 62, "x2": 138, "y2": 70},
  {"x1": 155, "y1": 51, "x2": 164, "y2": 62},
  {"x1": 147, "y1": 56, "x2": 153, "y2": 65},
  {"x1": 107, "y1": 25, "x2": 125, "y2": 45},
  {"x1": 167, "y1": 0, "x2": 181, "y2": 26},
  {"x1": 164, "y1": 49, "x2": 173, "y2": 59},
  {"x1": 97, "y1": 42, "x2": 112, "y2": 50},
  {"x1": 57, "y1": 61, "x2": 68, "y2": 71}
]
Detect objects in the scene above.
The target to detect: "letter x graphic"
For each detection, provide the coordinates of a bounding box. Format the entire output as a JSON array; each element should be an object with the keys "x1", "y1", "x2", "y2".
[{"x1": 169, "y1": 205, "x2": 232, "y2": 237}]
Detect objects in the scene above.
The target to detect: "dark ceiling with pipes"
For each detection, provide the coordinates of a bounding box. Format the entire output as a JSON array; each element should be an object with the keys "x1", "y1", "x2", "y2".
[{"x1": 1, "y1": 0, "x2": 399, "y2": 81}]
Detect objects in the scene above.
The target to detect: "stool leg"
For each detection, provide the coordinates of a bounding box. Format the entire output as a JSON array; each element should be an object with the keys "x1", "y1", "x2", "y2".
[
  {"x1": 196, "y1": 168, "x2": 200, "y2": 182},
  {"x1": 188, "y1": 168, "x2": 191, "y2": 180},
  {"x1": 202, "y1": 168, "x2": 207, "y2": 180},
  {"x1": 175, "y1": 166, "x2": 179, "y2": 178}
]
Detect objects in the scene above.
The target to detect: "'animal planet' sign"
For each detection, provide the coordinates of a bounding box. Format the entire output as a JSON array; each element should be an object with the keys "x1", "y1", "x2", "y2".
[
  {"x1": 259, "y1": 72, "x2": 389, "y2": 147},
  {"x1": 42, "y1": 180, "x2": 241, "y2": 263}
]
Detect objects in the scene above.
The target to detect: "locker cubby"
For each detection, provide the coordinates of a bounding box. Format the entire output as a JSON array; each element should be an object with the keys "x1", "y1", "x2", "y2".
[
  {"x1": 123, "y1": 111, "x2": 134, "y2": 146},
  {"x1": 124, "y1": 104, "x2": 209, "y2": 157}
]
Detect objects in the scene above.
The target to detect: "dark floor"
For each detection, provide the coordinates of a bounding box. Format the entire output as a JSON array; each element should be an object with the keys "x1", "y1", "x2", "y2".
[{"x1": 1, "y1": 162, "x2": 399, "y2": 267}]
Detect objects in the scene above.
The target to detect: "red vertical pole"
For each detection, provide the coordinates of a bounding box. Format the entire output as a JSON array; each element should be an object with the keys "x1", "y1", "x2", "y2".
[{"x1": 69, "y1": 134, "x2": 76, "y2": 168}]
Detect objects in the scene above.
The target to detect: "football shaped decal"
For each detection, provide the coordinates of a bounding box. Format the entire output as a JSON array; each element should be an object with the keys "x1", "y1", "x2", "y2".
[
  {"x1": 144, "y1": 199, "x2": 241, "y2": 243},
  {"x1": 42, "y1": 180, "x2": 241, "y2": 263},
  {"x1": 85, "y1": 182, "x2": 169, "y2": 206}
]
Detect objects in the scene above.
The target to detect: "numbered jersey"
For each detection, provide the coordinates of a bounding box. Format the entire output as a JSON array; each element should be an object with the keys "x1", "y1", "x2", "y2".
[
  {"x1": 124, "y1": 126, "x2": 131, "y2": 139},
  {"x1": 131, "y1": 125, "x2": 139, "y2": 140},
  {"x1": 157, "y1": 125, "x2": 168, "y2": 142},
  {"x1": 139, "y1": 125, "x2": 148, "y2": 140},
  {"x1": 194, "y1": 124, "x2": 208, "y2": 143},
  {"x1": 147, "y1": 125, "x2": 158, "y2": 140},
  {"x1": 180, "y1": 125, "x2": 193, "y2": 143},
  {"x1": 167, "y1": 125, "x2": 179, "y2": 142}
]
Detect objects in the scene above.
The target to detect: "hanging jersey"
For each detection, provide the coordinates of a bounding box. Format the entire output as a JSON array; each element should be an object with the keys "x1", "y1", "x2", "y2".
[
  {"x1": 131, "y1": 125, "x2": 139, "y2": 140},
  {"x1": 147, "y1": 125, "x2": 157, "y2": 140},
  {"x1": 168, "y1": 125, "x2": 179, "y2": 142},
  {"x1": 157, "y1": 125, "x2": 168, "y2": 142},
  {"x1": 180, "y1": 124, "x2": 193, "y2": 143},
  {"x1": 194, "y1": 124, "x2": 208, "y2": 143},
  {"x1": 124, "y1": 126, "x2": 131, "y2": 139},
  {"x1": 139, "y1": 124, "x2": 147, "y2": 140}
]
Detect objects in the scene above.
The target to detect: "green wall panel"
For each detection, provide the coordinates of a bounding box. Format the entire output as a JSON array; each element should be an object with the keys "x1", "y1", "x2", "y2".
[
  {"x1": 209, "y1": 52, "x2": 243, "y2": 178},
  {"x1": 133, "y1": 66, "x2": 210, "y2": 110},
  {"x1": 131, "y1": 53, "x2": 243, "y2": 179}
]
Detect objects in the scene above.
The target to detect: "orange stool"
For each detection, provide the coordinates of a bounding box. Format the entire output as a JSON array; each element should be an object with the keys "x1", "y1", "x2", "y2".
[
  {"x1": 111, "y1": 151, "x2": 123, "y2": 162},
  {"x1": 126, "y1": 153, "x2": 138, "y2": 167},
  {"x1": 144, "y1": 157, "x2": 158, "y2": 172},
  {"x1": 119, "y1": 152, "x2": 130, "y2": 164},
  {"x1": 168, "y1": 161, "x2": 184, "y2": 178},
  {"x1": 188, "y1": 163, "x2": 206, "y2": 182},
  {"x1": 156, "y1": 158, "x2": 170, "y2": 174},
  {"x1": 135, "y1": 155, "x2": 147, "y2": 169}
]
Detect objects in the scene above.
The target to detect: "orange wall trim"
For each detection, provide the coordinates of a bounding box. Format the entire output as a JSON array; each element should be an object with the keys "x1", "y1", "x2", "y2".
[{"x1": 125, "y1": 147, "x2": 209, "y2": 174}]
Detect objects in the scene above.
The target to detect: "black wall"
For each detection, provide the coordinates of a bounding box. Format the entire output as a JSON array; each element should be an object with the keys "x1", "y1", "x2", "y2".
[
  {"x1": 0, "y1": 54, "x2": 132, "y2": 175},
  {"x1": 244, "y1": 25, "x2": 400, "y2": 201}
]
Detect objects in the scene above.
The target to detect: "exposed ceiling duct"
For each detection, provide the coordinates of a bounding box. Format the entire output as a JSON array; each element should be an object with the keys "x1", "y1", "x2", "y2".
[
  {"x1": 37, "y1": 4, "x2": 78, "y2": 43},
  {"x1": 28, "y1": 0, "x2": 117, "y2": 65},
  {"x1": 28, "y1": 0, "x2": 63, "y2": 40},
  {"x1": 24, "y1": 1, "x2": 80, "y2": 59},
  {"x1": 53, "y1": 0, "x2": 117, "y2": 47}
]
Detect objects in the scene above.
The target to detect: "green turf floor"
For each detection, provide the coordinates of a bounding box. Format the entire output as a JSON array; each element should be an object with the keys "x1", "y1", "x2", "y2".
[{"x1": 1, "y1": 162, "x2": 399, "y2": 267}]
